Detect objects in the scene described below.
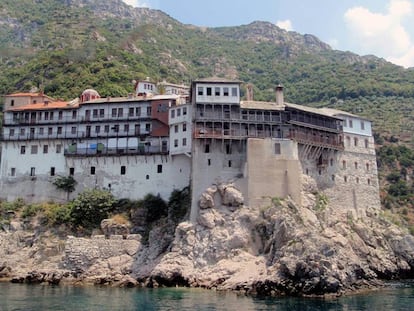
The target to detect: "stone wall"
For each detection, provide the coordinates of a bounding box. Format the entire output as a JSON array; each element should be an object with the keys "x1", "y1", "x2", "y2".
[
  {"x1": 246, "y1": 138, "x2": 301, "y2": 208},
  {"x1": 63, "y1": 235, "x2": 141, "y2": 272}
]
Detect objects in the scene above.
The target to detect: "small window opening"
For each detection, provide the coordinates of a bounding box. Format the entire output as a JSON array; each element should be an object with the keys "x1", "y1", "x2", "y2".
[{"x1": 121, "y1": 166, "x2": 126, "y2": 175}]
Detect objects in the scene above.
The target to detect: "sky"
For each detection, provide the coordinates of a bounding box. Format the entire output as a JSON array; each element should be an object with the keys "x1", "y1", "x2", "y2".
[{"x1": 122, "y1": 0, "x2": 414, "y2": 68}]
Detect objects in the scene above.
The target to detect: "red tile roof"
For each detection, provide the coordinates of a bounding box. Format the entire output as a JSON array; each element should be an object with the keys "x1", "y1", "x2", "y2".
[{"x1": 8, "y1": 101, "x2": 78, "y2": 111}]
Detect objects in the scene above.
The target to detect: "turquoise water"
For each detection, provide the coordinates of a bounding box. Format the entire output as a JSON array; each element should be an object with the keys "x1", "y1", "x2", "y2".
[{"x1": 0, "y1": 282, "x2": 413, "y2": 311}]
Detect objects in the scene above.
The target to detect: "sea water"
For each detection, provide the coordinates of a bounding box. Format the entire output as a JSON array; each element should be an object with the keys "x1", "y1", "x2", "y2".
[{"x1": 0, "y1": 281, "x2": 413, "y2": 311}]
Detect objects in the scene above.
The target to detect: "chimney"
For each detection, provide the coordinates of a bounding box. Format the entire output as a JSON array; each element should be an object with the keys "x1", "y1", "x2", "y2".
[
  {"x1": 246, "y1": 84, "x2": 254, "y2": 101},
  {"x1": 275, "y1": 84, "x2": 284, "y2": 105}
]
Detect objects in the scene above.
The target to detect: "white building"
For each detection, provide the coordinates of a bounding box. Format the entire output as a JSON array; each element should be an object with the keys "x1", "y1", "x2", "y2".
[
  {"x1": 0, "y1": 79, "x2": 380, "y2": 221},
  {"x1": 0, "y1": 90, "x2": 191, "y2": 202}
]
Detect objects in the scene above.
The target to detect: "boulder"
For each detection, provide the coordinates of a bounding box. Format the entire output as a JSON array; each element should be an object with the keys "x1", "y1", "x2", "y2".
[{"x1": 100, "y1": 218, "x2": 131, "y2": 239}]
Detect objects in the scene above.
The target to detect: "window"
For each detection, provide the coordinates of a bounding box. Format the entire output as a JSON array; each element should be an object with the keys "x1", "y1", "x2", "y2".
[
  {"x1": 48, "y1": 127, "x2": 53, "y2": 135},
  {"x1": 342, "y1": 160, "x2": 346, "y2": 169},
  {"x1": 11, "y1": 99, "x2": 14, "y2": 106},
  {"x1": 56, "y1": 144, "x2": 62, "y2": 153},
  {"x1": 129, "y1": 108, "x2": 134, "y2": 117},
  {"x1": 100, "y1": 109, "x2": 105, "y2": 118},
  {"x1": 177, "y1": 108, "x2": 181, "y2": 117},
  {"x1": 124, "y1": 124, "x2": 129, "y2": 132},
  {"x1": 354, "y1": 137, "x2": 358, "y2": 147},
  {"x1": 49, "y1": 112, "x2": 54, "y2": 120},
  {"x1": 356, "y1": 177, "x2": 360, "y2": 184},
  {"x1": 226, "y1": 144, "x2": 232, "y2": 154},
  {"x1": 344, "y1": 176, "x2": 347, "y2": 183},
  {"x1": 50, "y1": 167, "x2": 55, "y2": 176},
  {"x1": 30, "y1": 167, "x2": 36, "y2": 177},
  {"x1": 9, "y1": 129, "x2": 15, "y2": 136},
  {"x1": 232, "y1": 87, "x2": 238, "y2": 96},
  {"x1": 215, "y1": 87, "x2": 220, "y2": 96},
  {"x1": 183, "y1": 107, "x2": 187, "y2": 115},
  {"x1": 118, "y1": 108, "x2": 123, "y2": 117},
  {"x1": 198, "y1": 87, "x2": 203, "y2": 96},
  {"x1": 20, "y1": 128, "x2": 25, "y2": 136},
  {"x1": 171, "y1": 110, "x2": 175, "y2": 118},
  {"x1": 223, "y1": 87, "x2": 229, "y2": 96},
  {"x1": 57, "y1": 127, "x2": 62, "y2": 135},
  {"x1": 121, "y1": 166, "x2": 126, "y2": 175},
  {"x1": 349, "y1": 120, "x2": 353, "y2": 128},
  {"x1": 330, "y1": 158, "x2": 334, "y2": 166},
  {"x1": 71, "y1": 127, "x2": 76, "y2": 134},
  {"x1": 147, "y1": 106, "x2": 152, "y2": 116},
  {"x1": 331, "y1": 175, "x2": 335, "y2": 181},
  {"x1": 354, "y1": 162, "x2": 358, "y2": 169},
  {"x1": 136, "y1": 107, "x2": 141, "y2": 116},
  {"x1": 366, "y1": 163, "x2": 370, "y2": 171},
  {"x1": 11, "y1": 168, "x2": 16, "y2": 177},
  {"x1": 365, "y1": 139, "x2": 369, "y2": 148},
  {"x1": 361, "y1": 121, "x2": 365, "y2": 130},
  {"x1": 43, "y1": 145, "x2": 48, "y2": 154},
  {"x1": 157, "y1": 164, "x2": 162, "y2": 173},
  {"x1": 72, "y1": 111, "x2": 77, "y2": 119},
  {"x1": 90, "y1": 166, "x2": 95, "y2": 175},
  {"x1": 205, "y1": 144, "x2": 210, "y2": 153},
  {"x1": 228, "y1": 160, "x2": 232, "y2": 167},
  {"x1": 367, "y1": 178, "x2": 371, "y2": 185},
  {"x1": 58, "y1": 111, "x2": 63, "y2": 120},
  {"x1": 182, "y1": 138, "x2": 187, "y2": 146},
  {"x1": 95, "y1": 126, "x2": 100, "y2": 133},
  {"x1": 274, "y1": 143, "x2": 281, "y2": 155},
  {"x1": 208, "y1": 159, "x2": 211, "y2": 166},
  {"x1": 112, "y1": 108, "x2": 117, "y2": 117},
  {"x1": 146, "y1": 175, "x2": 149, "y2": 180},
  {"x1": 39, "y1": 128, "x2": 44, "y2": 135},
  {"x1": 183, "y1": 123, "x2": 187, "y2": 132},
  {"x1": 104, "y1": 125, "x2": 110, "y2": 133},
  {"x1": 174, "y1": 125, "x2": 179, "y2": 133},
  {"x1": 174, "y1": 139, "x2": 178, "y2": 147},
  {"x1": 113, "y1": 125, "x2": 119, "y2": 132},
  {"x1": 69, "y1": 167, "x2": 75, "y2": 175},
  {"x1": 44, "y1": 112, "x2": 49, "y2": 120},
  {"x1": 93, "y1": 109, "x2": 98, "y2": 118},
  {"x1": 145, "y1": 123, "x2": 151, "y2": 132},
  {"x1": 206, "y1": 87, "x2": 212, "y2": 96},
  {"x1": 31, "y1": 145, "x2": 38, "y2": 154}
]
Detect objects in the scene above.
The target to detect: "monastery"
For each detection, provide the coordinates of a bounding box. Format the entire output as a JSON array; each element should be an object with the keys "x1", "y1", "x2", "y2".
[{"x1": 0, "y1": 78, "x2": 380, "y2": 220}]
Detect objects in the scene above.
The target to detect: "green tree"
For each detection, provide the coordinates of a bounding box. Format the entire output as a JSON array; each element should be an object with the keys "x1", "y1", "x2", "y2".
[
  {"x1": 53, "y1": 175, "x2": 77, "y2": 200},
  {"x1": 141, "y1": 193, "x2": 168, "y2": 223},
  {"x1": 70, "y1": 188, "x2": 115, "y2": 228}
]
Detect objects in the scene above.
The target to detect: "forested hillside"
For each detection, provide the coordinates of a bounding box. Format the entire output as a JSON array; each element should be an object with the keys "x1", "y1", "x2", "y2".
[{"x1": 1, "y1": 0, "x2": 414, "y2": 219}]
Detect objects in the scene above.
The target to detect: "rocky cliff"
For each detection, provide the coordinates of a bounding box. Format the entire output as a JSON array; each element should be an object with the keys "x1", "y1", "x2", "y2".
[{"x1": 1, "y1": 175, "x2": 414, "y2": 296}]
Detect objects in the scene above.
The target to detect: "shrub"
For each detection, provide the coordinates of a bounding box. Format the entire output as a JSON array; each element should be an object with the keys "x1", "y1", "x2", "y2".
[
  {"x1": 168, "y1": 187, "x2": 190, "y2": 223},
  {"x1": 43, "y1": 203, "x2": 72, "y2": 225},
  {"x1": 141, "y1": 193, "x2": 168, "y2": 223},
  {"x1": 21, "y1": 204, "x2": 43, "y2": 218},
  {"x1": 70, "y1": 189, "x2": 115, "y2": 229}
]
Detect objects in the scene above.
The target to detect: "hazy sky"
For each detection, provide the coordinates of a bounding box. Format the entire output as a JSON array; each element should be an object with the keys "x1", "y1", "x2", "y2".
[{"x1": 122, "y1": 0, "x2": 414, "y2": 68}]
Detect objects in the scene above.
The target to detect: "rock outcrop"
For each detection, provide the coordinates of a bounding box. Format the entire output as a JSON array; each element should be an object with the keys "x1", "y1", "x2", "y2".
[
  {"x1": 141, "y1": 178, "x2": 414, "y2": 296},
  {"x1": 1, "y1": 176, "x2": 414, "y2": 296}
]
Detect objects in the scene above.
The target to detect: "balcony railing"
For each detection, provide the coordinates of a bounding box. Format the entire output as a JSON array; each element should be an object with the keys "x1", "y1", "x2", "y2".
[
  {"x1": 64, "y1": 145, "x2": 168, "y2": 157},
  {"x1": 193, "y1": 127, "x2": 282, "y2": 139},
  {"x1": 3, "y1": 114, "x2": 151, "y2": 126},
  {"x1": 288, "y1": 131, "x2": 344, "y2": 150}
]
